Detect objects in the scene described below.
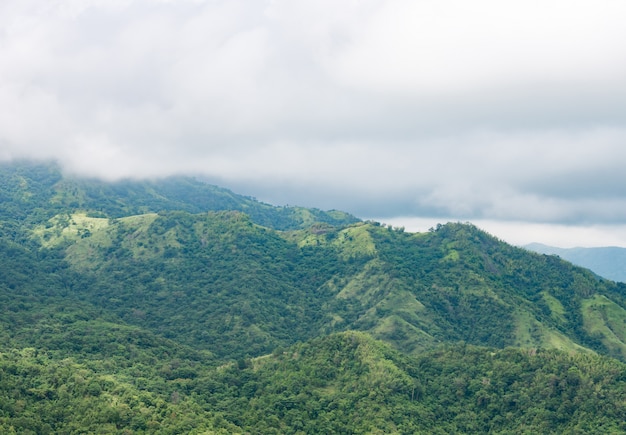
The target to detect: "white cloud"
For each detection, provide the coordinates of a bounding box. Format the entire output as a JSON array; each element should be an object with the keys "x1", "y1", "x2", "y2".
[
  {"x1": 326, "y1": 1, "x2": 626, "y2": 95},
  {"x1": 1, "y1": 0, "x2": 626, "y2": 245},
  {"x1": 373, "y1": 217, "x2": 626, "y2": 249}
]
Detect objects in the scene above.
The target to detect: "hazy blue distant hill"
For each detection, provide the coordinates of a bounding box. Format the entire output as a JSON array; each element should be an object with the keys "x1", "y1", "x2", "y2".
[{"x1": 525, "y1": 243, "x2": 626, "y2": 283}]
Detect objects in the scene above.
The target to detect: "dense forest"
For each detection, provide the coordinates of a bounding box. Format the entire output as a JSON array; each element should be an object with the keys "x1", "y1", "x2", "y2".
[{"x1": 2, "y1": 160, "x2": 626, "y2": 433}]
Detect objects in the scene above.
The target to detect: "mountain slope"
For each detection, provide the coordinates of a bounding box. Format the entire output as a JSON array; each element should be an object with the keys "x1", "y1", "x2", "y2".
[
  {"x1": 4, "y1": 161, "x2": 626, "y2": 361},
  {"x1": 3, "y1": 160, "x2": 626, "y2": 358},
  {"x1": 3, "y1": 332, "x2": 626, "y2": 434},
  {"x1": 325, "y1": 222, "x2": 626, "y2": 358},
  {"x1": 195, "y1": 332, "x2": 626, "y2": 434},
  {"x1": 4, "y1": 161, "x2": 626, "y2": 432},
  {"x1": 20, "y1": 204, "x2": 626, "y2": 362},
  {"x1": 0, "y1": 160, "x2": 358, "y2": 233},
  {"x1": 526, "y1": 242, "x2": 626, "y2": 283}
]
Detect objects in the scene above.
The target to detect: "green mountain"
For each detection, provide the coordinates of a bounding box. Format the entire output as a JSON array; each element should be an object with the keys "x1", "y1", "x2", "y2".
[
  {"x1": 3, "y1": 160, "x2": 626, "y2": 433},
  {"x1": 526, "y1": 242, "x2": 626, "y2": 283},
  {"x1": 0, "y1": 160, "x2": 357, "y2": 233},
  {"x1": 16, "y1": 195, "x2": 626, "y2": 361}
]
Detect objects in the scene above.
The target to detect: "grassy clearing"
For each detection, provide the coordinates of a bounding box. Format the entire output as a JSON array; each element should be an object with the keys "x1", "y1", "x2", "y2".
[
  {"x1": 32, "y1": 212, "x2": 161, "y2": 268},
  {"x1": 31, "y1": 212, "x2": 110, "y2": 248},
  {"x1": 513, "y1": 310, "x2": 589, "y2": 353},
  {"x1": 290, "y1": 207, "x2": 319, "y2": 228},
  {"x1": 332, "y1": 223, "x2": 376, "y2": 259},
  {"x1": 336, "y1": 260, "x2": 390, "y2": 303},
  {"x1": 294, "y1": 232, "x2": 325, "y2": 248},
  {"x1": 582, "y1": 295, "x2": 626, "y2": 359},
  {"x1": 544, "y1": 329, "x2": 591, "y2": 353},
  {"x1": 541, "y1": 291, "x2": 567, "y2": 324},
  {"x1": 284, "y1": 222, "x2": 377, "y2": 259},
  {"x1": 512, "y1": 311, "x2": 539, "y2": 348},
  {"x1": 331, "y1": 261, "x2": 439, "y2": 353},
  {"x1": 369, "y1": 315, "x2": 437, "y2": 354}
]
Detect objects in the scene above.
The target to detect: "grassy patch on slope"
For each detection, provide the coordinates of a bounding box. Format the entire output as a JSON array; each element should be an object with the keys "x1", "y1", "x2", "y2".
[{"x1": 582, "y1": 295, "x2": 626, "y2": 359}]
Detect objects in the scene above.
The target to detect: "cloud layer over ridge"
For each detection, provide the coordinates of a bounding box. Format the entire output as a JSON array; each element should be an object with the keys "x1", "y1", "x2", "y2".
[{"x1": 1, "y1": 0, "x2": 626, "y2": 236}]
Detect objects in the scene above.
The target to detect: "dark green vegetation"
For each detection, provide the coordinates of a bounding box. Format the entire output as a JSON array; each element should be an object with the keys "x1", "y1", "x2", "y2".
[
  {"x1": 526, "y1": 242, "x2": 626, "y2": 283},
  {"x1": 2, "y1": 160, "x2": 626, "y2": 433}
]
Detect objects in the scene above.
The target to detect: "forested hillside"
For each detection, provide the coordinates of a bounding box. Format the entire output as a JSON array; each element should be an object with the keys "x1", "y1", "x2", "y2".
[
  {"x1": 0, "y1": 160, "x2": 357, "y2": 234},
  {"x1": 2, "y1": 161, "x2": 626, "y2": 433}
]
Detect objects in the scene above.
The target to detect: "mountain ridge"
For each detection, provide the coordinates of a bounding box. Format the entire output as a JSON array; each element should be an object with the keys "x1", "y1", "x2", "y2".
[
  {"x1": 0, "y1": 159, "x2": 358, "y2": 233},
  {"x1": 3, "y1": 160, "x2": 626, "y2": 360},
  {"x1": 3, "y1": 160, "x2": 626, "y2": 432}
]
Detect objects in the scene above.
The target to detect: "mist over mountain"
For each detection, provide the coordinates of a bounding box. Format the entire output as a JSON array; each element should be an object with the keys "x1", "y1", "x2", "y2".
[
  {"x1": 2, "y1": 160, "x2": 626, "y2": 433},
  {"x1": 526, "y1": 243, "x2": 626, "y2": 283}
]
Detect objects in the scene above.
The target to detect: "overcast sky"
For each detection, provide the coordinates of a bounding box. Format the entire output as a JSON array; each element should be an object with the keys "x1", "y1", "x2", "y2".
[{"x1": 2, "y1": 0, "x2": 626, "y2": 247}]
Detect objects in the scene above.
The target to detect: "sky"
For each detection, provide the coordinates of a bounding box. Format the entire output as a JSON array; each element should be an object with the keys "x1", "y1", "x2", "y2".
[{"x1": 1, "y1": 0, "x2": 626, "y2": 247}]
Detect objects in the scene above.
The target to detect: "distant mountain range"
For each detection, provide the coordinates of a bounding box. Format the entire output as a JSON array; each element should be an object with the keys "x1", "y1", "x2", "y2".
[{"x1": 525, "y1": 243, "x2": 626, "y2": 283}]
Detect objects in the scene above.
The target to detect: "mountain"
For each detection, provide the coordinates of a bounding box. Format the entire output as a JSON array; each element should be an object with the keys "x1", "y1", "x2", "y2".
[
  {"x1": 0, "y1": 159, "x2": 358, "y2": 234},
  {"x1": 4, "y1": 160, "x2": 626, "y2": 360},
  {"x1": 15, "y1": 195, "x2": 626, "y2": 361},
  {"x1": 3, "y1": 160, "x2": 626, "y2": 432},
  {"x1": 526, "y1": 242, "x2": 626, "y2": 283}
]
